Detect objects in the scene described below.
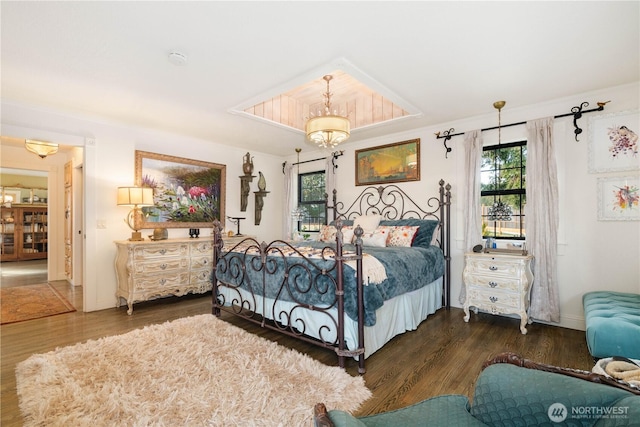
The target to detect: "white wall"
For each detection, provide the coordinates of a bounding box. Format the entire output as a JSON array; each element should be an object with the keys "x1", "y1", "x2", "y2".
[
  {"x1": 292, "y1": 82, "x2": 640, "y2": 331},
  {"x1": 3, "y1": 82, "x2": 638, "y2": 329},
  {"x1": 1, "y1": 102, "x2": 283, "y2": 312}
]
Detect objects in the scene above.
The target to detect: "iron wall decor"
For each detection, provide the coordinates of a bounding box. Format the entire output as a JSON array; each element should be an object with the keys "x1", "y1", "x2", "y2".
[
  {"x1": 355, "y1": 139, "x2": 420, "y2": 186},
  {"x1": 135, "y1": 150, "x2": 226, "y2": 229},
  {"x1": 588, "y1": 110, "x2": 639, "y2": 173}
]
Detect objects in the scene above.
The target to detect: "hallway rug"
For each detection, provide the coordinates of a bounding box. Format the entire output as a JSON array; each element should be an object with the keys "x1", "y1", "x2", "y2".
[
  {"x1": 1, "y1": 283, "x2": 75, "y2": 325},
  {"x1": 16, "y1": 314, "x2": 371, "y2": 426}
]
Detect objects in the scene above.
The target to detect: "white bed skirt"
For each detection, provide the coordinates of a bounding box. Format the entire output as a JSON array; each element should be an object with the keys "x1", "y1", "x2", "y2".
[{"x1": 217, "y1": 277, "x2": 443, "y2": 359}]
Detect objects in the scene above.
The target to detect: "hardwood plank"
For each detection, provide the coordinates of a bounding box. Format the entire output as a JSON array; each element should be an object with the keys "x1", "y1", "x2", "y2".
[{"x1": 0, "y1": 283, "x2": 593, "y2": 426}]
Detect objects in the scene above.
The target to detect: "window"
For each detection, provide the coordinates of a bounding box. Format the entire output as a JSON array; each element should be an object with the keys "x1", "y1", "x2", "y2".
[
  {"x1": 481, "y1": 140, "x2": 526, "y2": 239},
  {"x1": 297, "y1": 171, "x2": 326, "y2": 232}
]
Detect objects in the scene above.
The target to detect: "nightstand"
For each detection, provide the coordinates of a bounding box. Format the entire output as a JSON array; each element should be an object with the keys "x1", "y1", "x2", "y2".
[{"x1": 462, "y1": 252, "x2": 534, "y2": 334}]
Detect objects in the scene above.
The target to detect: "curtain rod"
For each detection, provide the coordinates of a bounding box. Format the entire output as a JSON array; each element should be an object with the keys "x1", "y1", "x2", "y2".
[
  {"x1": 282, "y1": 150, "x2": 344, "y2": 174},
  {"x1": 435, "y1": 101, "x2": 609, "y2": 158}
]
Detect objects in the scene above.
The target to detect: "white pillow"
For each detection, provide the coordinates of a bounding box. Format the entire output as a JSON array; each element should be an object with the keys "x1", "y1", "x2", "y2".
[
  {"x1": 353, "y1": 214, "x2": 382, "y2": 233},
  {"x1": 340, "y1": 226, "x2": 355, "y2": 244},
  {"x1": 361, "y1": 231, "x2": 387, "y2": 247}
]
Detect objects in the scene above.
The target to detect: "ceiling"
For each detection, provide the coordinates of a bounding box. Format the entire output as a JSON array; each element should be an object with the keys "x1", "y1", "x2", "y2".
[{"x1": 1, "y1": 1, "x2": 638, "y2": 157}]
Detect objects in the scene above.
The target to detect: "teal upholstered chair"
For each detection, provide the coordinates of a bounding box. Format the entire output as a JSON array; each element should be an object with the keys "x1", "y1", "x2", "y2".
[{"x1": 314, "y1": 352, "x2": 640, "y2": 427}]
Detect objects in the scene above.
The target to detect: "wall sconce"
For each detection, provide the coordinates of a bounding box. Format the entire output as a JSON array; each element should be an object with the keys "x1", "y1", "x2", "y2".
[
  {"x1": 117, "y1": 186, "x2": 154, "y2": 241},
  {"x1": 25, "y1": 139, "x2": 59, "y2": 158}
]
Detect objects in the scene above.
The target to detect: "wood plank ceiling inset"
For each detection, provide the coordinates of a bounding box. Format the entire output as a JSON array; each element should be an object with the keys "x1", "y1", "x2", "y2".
[{"x1": 243, "y1": 70, "x2": 411, "y2": 132}]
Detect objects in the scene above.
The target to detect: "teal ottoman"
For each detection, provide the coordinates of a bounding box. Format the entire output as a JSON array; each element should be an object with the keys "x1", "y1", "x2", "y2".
[{"x1": 583, "y1": 291, "x2": 640, "y2": 359}]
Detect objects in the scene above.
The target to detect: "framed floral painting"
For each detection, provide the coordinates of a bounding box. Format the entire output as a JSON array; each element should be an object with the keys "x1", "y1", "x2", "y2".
[
  {"x1": 597, "y1": 175, "x2": 640, "y2": 221},
  {"x1": 135, "y1": 150, "x2": 226, "y2": 229},
  {"x1": 588, "y1": 110, "x2": 639, "y2": 173}
]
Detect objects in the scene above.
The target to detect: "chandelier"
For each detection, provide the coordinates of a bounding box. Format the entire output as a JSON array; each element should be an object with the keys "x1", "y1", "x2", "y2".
[
  {"x1": 486, "y1": 100, "x2": 513, "y2": 222},
  {"x1": 305, "y1": 75, "x2": 350, "y2": 149},
  {"x1": 25, "y1": 139, "x2": 59, "y2": 158}
]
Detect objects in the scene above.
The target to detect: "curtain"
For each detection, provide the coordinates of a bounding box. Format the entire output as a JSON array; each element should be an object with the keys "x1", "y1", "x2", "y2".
[
  {"x1": 325, "y1": 155, "x2": 337, "y2": 214},
  {"x1": 282, "y1": 162, "x2": 294, "y2": 240},
  {"x1": 526, "y1": 117, "x2": 560, "y2": 322},
  {"x1": 460, "y1": 129, "x2": 483, "y2": 303}
]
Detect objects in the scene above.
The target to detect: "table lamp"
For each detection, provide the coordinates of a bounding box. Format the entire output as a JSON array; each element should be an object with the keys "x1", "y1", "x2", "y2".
[{"x1": 117, "y1": 186, "x2": 154, "y2": 241}]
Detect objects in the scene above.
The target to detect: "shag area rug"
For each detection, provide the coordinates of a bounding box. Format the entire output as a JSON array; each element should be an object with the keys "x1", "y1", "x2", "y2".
[
  {"x1": 1, "y1": 283, "x2": 75, "y2": 325},
  {"x1": 16, "y1": 314, "x2": 371, "y2": 426}
]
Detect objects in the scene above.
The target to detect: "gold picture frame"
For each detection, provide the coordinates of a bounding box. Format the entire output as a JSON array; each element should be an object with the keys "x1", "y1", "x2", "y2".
[
  {"x1": 355, "y1": 139, "x2": 420, "y2": 186},
  {"x1": 135, "y1": 150, "x2": 226, "y2": 229}
]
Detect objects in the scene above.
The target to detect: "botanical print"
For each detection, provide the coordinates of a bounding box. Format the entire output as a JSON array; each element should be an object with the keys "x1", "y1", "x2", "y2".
[
  {"x1": 589, "y1": 110, "x2": 640, "y2": 173},
  {"x1": 607, "y1": 124, "x2": 638, "y2": 159},
  {"x1": 135, "y1": 151, "x2": 226, "y2": 229},
  {"x1": 598, "y1": 176, "x2": 640, "y2": 221},
  {"x1": 612, "y1": 182, "x2": 639, "y2": 212}
]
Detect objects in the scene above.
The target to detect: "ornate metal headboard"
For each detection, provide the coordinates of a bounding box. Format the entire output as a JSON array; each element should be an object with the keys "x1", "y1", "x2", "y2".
[{"x1": 325, "y1": 179, "x2": 452, "y2": 308}]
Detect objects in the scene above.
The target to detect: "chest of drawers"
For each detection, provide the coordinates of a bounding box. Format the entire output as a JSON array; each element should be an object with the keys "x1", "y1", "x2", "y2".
[
  {"x1": 462, "y1": 252, "x2": 534, "y2": 334},
  {"x1": 114, "y1": 238, "x2": 214, "y2": 314}
]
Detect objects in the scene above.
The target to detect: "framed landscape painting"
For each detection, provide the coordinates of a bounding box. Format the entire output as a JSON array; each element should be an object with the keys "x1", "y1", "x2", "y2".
[
  {"x1": 135, "y1": 150, "x2": 226, "y2": 229},
  {"x1": 597, "y1": 175, "x2": 640, "y2": 221},
  {"x1": 588, "y1": 110, "x2": 639, "y2": 173},
  {"x1": 355, "y1": 139, "x2": 420, "y2": 186}
]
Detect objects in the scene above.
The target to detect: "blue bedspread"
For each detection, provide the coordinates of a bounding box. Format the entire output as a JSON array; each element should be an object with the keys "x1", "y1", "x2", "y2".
[{"x1": 215, "y1": 241, "x2": 444, "y2": 326}]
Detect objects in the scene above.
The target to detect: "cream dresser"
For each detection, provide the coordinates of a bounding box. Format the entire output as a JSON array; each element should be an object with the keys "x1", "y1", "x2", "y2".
[
  {"x1": 462, "y1": 252, "x2": 534, "y2": 334},
  {"x1": 114, "y1": 238, "x2": 214, "y2": 314}
]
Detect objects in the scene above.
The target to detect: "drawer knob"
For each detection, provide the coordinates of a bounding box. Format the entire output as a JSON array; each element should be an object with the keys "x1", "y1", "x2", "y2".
[
  {"x1": 489, "y1": 265, "x2": 498, "y2": 271},
  {"x1": 490, "y1": 296, "x2": 498, "y2": 303},
  {"x1": 489, "y1": 281, "x2": 498, "y2": 288},
  {"x1": 160, "y1": 263, "x2": 167, "y2": 270},
  {"x1": 159, "y1": 249, "x2": 167, "y2": 255},
  {"x1": 160, "y1": 278, "x2": 166, "y2": 285}
]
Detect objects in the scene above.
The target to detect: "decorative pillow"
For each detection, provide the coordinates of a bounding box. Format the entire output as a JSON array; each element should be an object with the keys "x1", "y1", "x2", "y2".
[
  {"x1": 353, "y1": 214, "x2": 382, "y2": 233},
  {"x1": 318, "y1": 225, "x2": 337, "y2": 242},
  {"x1": 387, "y1": 226, "x2": 420, "y2": 247},
  {"x1": 340, "y1": 226, "x2": 355, "y2": 244},
  {"x1": 379, "y1": 219, "x2": 439, "y2": 248},
  {"x1": 361, "y1": 230, "x2": 387, "y2": 247}
]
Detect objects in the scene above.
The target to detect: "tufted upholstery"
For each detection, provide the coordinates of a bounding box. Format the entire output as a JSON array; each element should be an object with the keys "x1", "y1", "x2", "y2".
[
  {"x1": 315, "y1": 357, "x2": 640, "y2": 427},
  {"x1": 471, "y1": 364, "x2": 632, "y2": 426},
  {"x1": 583, "y1": 291, "x2": 640, "y2": 360}
]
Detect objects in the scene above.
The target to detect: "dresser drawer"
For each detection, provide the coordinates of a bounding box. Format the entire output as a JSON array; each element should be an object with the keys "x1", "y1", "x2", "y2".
[
  {"x1": 190, "y1": 241, "x2": 213, "y2": 255},
  {"x1": 191, "y1": 255, "x2": 213, "y2": 270},
  {"x1": 132, "y1": 243, "x2": 189, "y2": 260},
  {"x1": 131, "y1": 257, "x2": 189, "y2": 275},
  {"x1": 465, "y1": 257, "x2": 524, "y2": 277},
  {"x1": 467, "y1": 287, "x2": 522, "y2": 311},
  {"x1": 190, "y1": 269, "x2": 213, "y2": 292},
  {"x1": 462, "y1": 272, "x2": 525, "y2": 293},
  {"x1": 132, "y1": 271, "x2": 190, "y2": 292}
]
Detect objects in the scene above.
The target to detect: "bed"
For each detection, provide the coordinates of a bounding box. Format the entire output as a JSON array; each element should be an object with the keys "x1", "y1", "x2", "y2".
[{"x1": 212, "y1": 180, "x2": 451, "y2": 373}]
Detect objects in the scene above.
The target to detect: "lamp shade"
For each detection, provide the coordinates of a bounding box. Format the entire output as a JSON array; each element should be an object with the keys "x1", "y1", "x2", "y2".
[
  {"x1": 305, "y1": 115, "x2": 350, "y2": 148},
  {"x1": 25, "y1": 139, "x2": 59, "y2": 158},
  {"x1": 117, "y1": 187, "x2": 154, "y2": 206}
]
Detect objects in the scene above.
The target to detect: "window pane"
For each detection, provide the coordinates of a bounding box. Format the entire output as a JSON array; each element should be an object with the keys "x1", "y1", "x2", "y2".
[{"x1": 480, "y1": 141, "x2": 526, "y2": 239}]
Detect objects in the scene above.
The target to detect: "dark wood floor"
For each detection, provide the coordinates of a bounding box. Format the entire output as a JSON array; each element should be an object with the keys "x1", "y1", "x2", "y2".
[{"x1": 1, "y1": 281, "x2": 594, "y2": 426}]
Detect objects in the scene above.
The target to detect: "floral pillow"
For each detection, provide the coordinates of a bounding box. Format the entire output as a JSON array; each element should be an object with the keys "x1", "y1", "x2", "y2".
[
  {"x1": 387, "y1": 226, "x2": 420, "y2": 247},
  {"x1": 319, "y1": 225, "x2": 355, "y2": 243},
  {"x1": 318, "y1": 225, "x2": 337, "y2": 242}
]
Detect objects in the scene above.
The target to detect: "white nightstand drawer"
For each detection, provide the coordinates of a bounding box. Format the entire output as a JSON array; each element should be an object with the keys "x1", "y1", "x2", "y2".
[
  {"x1": 467, "y1": 287, "x2": 522, "y2": 310},
  {"x1": 464, "y1": 257, "x2": 524, "y2": 277},
  {"x1": 463, "y1": 273, "x2": 524, "y2": 293}
]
